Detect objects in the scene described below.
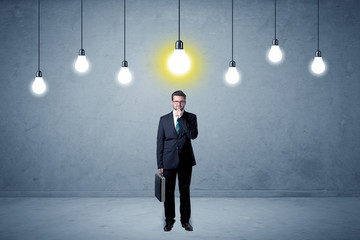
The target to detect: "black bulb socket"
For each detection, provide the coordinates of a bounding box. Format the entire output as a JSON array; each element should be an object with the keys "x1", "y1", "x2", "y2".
[
  {"x1": 122, "y1": 60, "x2": 128, "y2": 67},
  {"x1": 78, "y1": 49, "x2": 86, "y2": 56},
  {"x1": 175, "y1": 40, "x2": 184, "y2": 50},
  {"x1": 36, "y1": 70, "x2": 42, "y2": 77},
  {"x1": 272, "y1": 39, "x2": 279, "y2": 45},
  {"x1": 229, "y1": 60, "x2": 236, "y2": 67},
  {"x1": 315, "y1": 50, "x2": 322, "y2": 57}
]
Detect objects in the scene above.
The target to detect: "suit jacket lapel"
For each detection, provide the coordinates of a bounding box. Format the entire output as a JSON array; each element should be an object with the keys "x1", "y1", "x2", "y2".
[
  {"x1": 168, "y1": 111, "x2": 178, "y2": 135},
  {"x1": 178, "y1": 111, "x2": 186, "y2": 137}
]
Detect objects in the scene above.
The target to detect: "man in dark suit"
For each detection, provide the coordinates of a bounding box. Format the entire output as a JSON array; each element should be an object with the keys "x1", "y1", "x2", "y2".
[{"x1": 157, "y1": 90, "x2": 198, "y2": 232}]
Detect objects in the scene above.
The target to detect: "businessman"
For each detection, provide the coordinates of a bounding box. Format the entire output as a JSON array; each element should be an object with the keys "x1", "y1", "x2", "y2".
[{"x1": 157, "y1": 90, "x2": 198, "y2": 232}]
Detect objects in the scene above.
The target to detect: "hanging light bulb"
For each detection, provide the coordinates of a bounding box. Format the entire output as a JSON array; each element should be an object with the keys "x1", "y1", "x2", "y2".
[
  {"x1": 168, "y1": 40, "x2": 191, "y2": 75},
  {"x1": 75, "y1": 49, "x2": 89, "y2": 72},
  {"x1": 268, "y1": 39, "x2": 283, "y2": 63},
  {"x1": 118, "y1": 60, "x2": 132, "y2": 85},
  {"x1": 311, "y1": 50, "x2": 326, "y2": 74},
  {"x1": 117, "y1": 0, "x2": 132, "y2": 85},
  {"x1": 168, "y1": 0, "x2": 191, "y2": 75},
  {"x1": 74, "y1": 0, "x2": 89, "y2": 73},
  {"x1": 32, "y1": 77, "x2": 46, "y2": 95},
  {"x1": 32, "y1": 71, "x2": 47, "y2": 95},
  {"x1": 31, "y1": 0, "x2": 47, "y2": 97},
  {"x1": 226, "y1": 60, "x2": 240, "y2": 85},
  {"x1": 311, "y1": 0, "x2": 326, "y2": 76},
  {"x1": 225, "y1": 0, "x2": 240, "y2": 86},
  {"x1": 267, "y1": 0, "x2": 283, "y2": 64}
]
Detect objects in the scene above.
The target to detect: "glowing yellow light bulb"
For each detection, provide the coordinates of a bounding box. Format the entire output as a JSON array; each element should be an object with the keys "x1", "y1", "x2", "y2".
[{"x1": 167, "y1": 40, "x2": 191, "y2": 75}]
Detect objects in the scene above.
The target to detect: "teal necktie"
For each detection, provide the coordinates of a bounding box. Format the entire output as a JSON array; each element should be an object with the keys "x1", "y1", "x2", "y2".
[{"x1": 176, "y1": 117, "x2": 180, "y2": 134}]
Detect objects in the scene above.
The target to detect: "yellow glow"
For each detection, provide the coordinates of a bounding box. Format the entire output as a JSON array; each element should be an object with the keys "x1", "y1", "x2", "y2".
[{"x1": 151, "y1": 39, "x2": 204, "y2": 89}]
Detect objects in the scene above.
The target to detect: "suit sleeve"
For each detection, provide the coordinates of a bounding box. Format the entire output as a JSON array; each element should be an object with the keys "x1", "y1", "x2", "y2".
[
  {"x1": 178, "y1": 114, "x2": 198, "y2": 140},
  {"x1": 156, "y1": 118, "x2": 165, "y2": 169}
]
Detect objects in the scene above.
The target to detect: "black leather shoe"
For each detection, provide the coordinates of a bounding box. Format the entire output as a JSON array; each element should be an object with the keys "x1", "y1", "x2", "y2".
[
  {"x1": 182, "y1": 223, "x2": 193, "y2": 231},
  {"x1": 164, "y1": 223, "x2": 173, "y2": 232}
]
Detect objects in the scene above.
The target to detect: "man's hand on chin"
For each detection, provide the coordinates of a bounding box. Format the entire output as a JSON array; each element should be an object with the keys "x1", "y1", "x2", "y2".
[{"x1": 175, "y1": 109, "x2": 183, "y2": 118}]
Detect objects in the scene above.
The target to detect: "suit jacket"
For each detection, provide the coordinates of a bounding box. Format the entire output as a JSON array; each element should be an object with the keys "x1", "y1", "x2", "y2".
[{"x1": 157, "y1": 111, "x2": 198, "y2": 170}]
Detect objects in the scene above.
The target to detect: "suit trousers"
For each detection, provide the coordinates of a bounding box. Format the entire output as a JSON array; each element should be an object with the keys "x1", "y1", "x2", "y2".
[{"x1": 163, "y1": 165, "x2": 192, "y2": 224}]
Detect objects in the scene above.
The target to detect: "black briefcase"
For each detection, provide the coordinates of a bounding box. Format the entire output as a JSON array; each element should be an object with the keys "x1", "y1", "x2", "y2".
[{"x1": 155, "y1": 173, "x2": 165, "y2": 202}]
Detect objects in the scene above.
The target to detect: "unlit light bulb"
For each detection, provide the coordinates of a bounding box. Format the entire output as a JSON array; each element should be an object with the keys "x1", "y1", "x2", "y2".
[
  {"x1": 311, "y1": 52, "x2": 326, "y2": 75},
  {"x1": 32, "y1": 71, "x2": 46, "y2": 95},
  {"x1": 75, "y1": 49, "x2": 89, "y2": 73},
  {"x1": 118, "y1": 61, "x2": 132, "y2": 85}
]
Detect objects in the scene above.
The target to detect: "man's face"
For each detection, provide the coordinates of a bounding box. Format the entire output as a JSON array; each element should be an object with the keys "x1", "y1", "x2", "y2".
[{"x1": 171, "y1": 95, "x2": 186, "y2": 111}]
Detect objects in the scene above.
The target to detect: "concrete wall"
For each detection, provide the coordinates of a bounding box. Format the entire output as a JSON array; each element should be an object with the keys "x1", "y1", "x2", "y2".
[{"x1": 1, "y1": 0, "x2": 359, "y2": 197}]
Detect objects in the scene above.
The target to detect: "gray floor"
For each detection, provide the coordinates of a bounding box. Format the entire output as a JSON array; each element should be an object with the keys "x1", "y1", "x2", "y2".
[{"x1": 1, "y1": 197, "x2": 360, "y2": 240}]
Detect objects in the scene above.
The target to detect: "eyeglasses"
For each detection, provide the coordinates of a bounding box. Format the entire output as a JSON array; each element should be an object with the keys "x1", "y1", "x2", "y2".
[{"x1": 173, "y1": 100, "x2": 186, "y2": 104}]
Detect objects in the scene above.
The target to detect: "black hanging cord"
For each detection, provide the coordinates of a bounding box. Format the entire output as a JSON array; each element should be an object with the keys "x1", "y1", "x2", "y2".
[
  {"x1": 124, "y1": 0, "x2": 126, "y2": 61},
  {"x1": 178, "y1": 0, "x2": 180, "y2": 40},
  {"x1": 231, "y1": 0, "x2": 234, "y2": 61},
  {"x1": 317, "y1": 0, "x2": 320, "y2": 51},
  {"x1": 38, "y1": 0, "x2": 40, "y2": 71},
  {"x1": 81, "y1": 0, "x2": 83, "y2": 49},
  {"x1": 274, "y1": 0, "x2": 277, "y2": 39}
]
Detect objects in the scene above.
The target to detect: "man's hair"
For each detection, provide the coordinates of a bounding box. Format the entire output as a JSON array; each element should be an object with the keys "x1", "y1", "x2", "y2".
[{"x1": 171, "y1": 90, "x2": 186, "y2": 101}]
